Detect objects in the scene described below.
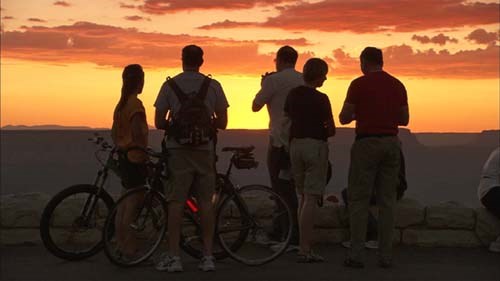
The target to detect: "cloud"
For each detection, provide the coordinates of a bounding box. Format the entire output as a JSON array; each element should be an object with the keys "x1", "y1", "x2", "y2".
[
  {"x1": 2, "y1": 22, "x2": 497, "y2": 79},
  {"x1": 465, "y1": 28, "x2": 499, "y2": 44},
  {"x1": 138, "y1": 0, "x2": 296, "y2": 14},
  {"x1": 28, "y1": 18, "x2": 47, "y2": 23},
  {"x1": 411, "y1": 34, "x2": 458, "y2": 45},
  {"x1": 2, "y1": 16, "x2": 14, "y2": 20},
  {"x1": 257, "y1": 38, "x2": 311, "y2": 46},
  {"x1": 198, "y1": 20, "x2": 257, "y2": 30},
  {"x1": 124, "y1": 15, "x2": 151, "y2": 21},
  {"x1": 53, "y1": 1, "x2": 71, "y2": 7},
  {"x1": 120, "y1": 2, "x2": 136, "y2": 9},
  {"x1": 331, "y1": 44, "x2": 499, "y2": 79},
  {"x1": 205, "y1": 0, "x2": 499, "y2": 33}
]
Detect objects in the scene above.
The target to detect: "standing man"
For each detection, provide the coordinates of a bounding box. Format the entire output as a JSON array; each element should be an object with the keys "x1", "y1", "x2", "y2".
[
  {"x1": 252, "y1": 46, "x2": 303, "y2": 249},
  {"x1": 339, "y1": 47, "x2": 409, "y2": 268},
  {"x1": 154, "y1": 45, "x2": 229, "y2": 273}
]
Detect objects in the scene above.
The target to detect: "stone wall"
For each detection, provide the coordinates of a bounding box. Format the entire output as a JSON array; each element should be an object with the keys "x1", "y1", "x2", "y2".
[{"x1": 1, "y1": 193, "x2": 500, "y2": 247}]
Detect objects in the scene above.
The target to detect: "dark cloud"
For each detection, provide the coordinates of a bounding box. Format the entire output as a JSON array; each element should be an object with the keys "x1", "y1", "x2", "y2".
[
  {"x1": 2, "y1": 22, "x2": 497, "y2": 79},
  {"x1": 257, "y1": 38, "x2": 311, "y2": 46},
  {"x1": 28, "y1": 18, "x2": 47, "y2": 23},
  {"x1": 332, "y1": 44, "x2": 499, "y2": 79},
  {"x1": 138, "y1": 0, "x2": 296, "y2": 14},
  {"x1": 465, "y1": 28, "x2": 499, "y2": 44},
  {"x1": 2, "y1": 16, "x2": 14, "y2": 20},
  {"x1": 198, "y1": 20, "x2": 257, "y2": 30},
  {"x1": 202, "y1": 0, "x2": 499, "y2": 33},
  {"x1": 411, "y1": 34, "x2": 459, "y2": 45},
  {"x1": 124, "y1": 15, "x2": 151, "y2": 21},
  {"x1": 53, "y1": 1, "x2": 71, "y2": 7},
  {"x1": 120, "y1": 3, "x2": 136, "y2": 9}
]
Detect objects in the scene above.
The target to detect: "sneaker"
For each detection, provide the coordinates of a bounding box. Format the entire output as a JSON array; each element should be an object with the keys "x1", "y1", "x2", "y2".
[
  {"x1": 365, "y1": 240, "x2": 379, "y2": 249},
  {"x1": 270, "y1": 242, "x2": 300, "y2": 253},
  {"x1": 198, "y1": 256, "x2": 216, "y2": 272},
  {"x1": 155, "y1": 255, "x2": 183, "y2": 272},
  {"x1": 340, "y1": 240, "x2": 379, "y2": 249},
  {"x1": 297, "y1": 251, "x2": 325, "y2": 263},
  {"x1": 489, "y1": 236, "x2": 500, "y2": 253}
]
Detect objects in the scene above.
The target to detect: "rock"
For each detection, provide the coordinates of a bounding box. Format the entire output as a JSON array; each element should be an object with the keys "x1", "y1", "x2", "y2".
[
  {"x1": 395, "y1": 198, "x2": 425, "y2": 228},
  {"x1": 402, "y1": 229, "x2": 481, "y2": 247},
  {"x1": 426, "y1": 201, "x2": 475, "y2": 229},
  {"x1": 0, "y1": 193, "x2": 50, "y2": 228},
  {"x1": 314, "y1": 205, "x2": 346, "y2": 228},
  {"x1": 475, "y1": 208, "x2": 500, "y2": 245}
]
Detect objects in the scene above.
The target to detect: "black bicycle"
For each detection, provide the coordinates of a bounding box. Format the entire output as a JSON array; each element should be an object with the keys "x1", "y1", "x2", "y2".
[{"x1": 102, "y1": 145, "x2": 293, "y2": 267}]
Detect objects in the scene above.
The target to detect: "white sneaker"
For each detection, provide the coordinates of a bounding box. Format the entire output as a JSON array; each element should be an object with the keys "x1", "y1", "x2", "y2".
[
  {"x1": 270, "y1": 242, "x2": 300, "y2": 253},
  {"x1": 489, "y1": 236, "x2": 500, "y2": 253},
  {"x1": 155, "y1": 255, "x2": 183, "y2": 272},
  {"x1": 340, "y1": 240, "x2": 379, "y2": 249},
  {"x1": 365, "y1": 240, "x2": 379, "y2": 249},
  {"x1": 198, "y1": 256, "x2": 216, "y2": 272}
]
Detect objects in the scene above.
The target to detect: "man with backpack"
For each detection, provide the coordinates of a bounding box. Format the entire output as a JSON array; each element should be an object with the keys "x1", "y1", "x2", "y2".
[{"x1": 154, "y1": 45, "x2": 229, "y2": 273}]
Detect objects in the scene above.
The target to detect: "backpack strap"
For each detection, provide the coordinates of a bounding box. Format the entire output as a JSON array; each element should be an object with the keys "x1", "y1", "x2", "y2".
[
  {"x1": 166, "y1": 77, "x2": 188, "y2": 103},
  {"x1": 197, "y1": 75, "x2": 212, "y2": 101}
]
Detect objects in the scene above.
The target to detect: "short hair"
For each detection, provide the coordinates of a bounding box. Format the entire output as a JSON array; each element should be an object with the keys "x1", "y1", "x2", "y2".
[
  {"x1": 182, "y1": 45, "x2": 204, "y2": 67},
  {"x1": 276, "y1": 45, "x2": 298, "y2": 65},
  {"x1": 303, "y1": 58, "x2": 328, "y2": 83},
  {"x1": 360, "y1": 47, "x2": 383, "y2": 66}
]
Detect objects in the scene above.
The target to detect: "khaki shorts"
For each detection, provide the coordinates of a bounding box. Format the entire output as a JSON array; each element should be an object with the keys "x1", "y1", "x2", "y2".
[
  {"x1": 165, "y1": 149, "x2": 216, "y2": 203},
  {"x1": 290, "y1": 138, "x2": 329, "y2": 195}
]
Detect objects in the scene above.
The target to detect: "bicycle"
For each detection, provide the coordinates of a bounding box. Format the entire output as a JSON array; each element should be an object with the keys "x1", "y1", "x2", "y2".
[
  {"x1": 102, "y1": 145, "x2": 293, "y2": 267},
  {"x1": 39, "y1": 134, "x2": 119, "y2": 260},
  {"x1": 39, "y1": 134, "x2": 225, "y2": 262}
]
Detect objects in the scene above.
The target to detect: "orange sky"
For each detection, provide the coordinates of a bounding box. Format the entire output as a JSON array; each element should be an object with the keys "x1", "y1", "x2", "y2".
[{"x1": 1, "y1": 0, "x2": 499, "y2": 132}]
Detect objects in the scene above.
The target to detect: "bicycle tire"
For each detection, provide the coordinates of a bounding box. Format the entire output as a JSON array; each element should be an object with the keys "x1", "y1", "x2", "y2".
[
  {"x1": 103, "y1": 186, "x2": 168, "y2": 267},
  {"x1": 180, "y1": 195, "x2": 246, "y2": 260},
  {"x1": 39, "y1": 184, "x2": 115, "y2": 261},
  {"x1": 217, "y1": 184, "x2": 293, "y2": 266}
]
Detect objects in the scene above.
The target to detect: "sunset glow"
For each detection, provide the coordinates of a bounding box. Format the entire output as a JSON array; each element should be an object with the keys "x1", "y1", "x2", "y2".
[{"x1": 1, "y1": 0, "x2": 499, "y2": 132}]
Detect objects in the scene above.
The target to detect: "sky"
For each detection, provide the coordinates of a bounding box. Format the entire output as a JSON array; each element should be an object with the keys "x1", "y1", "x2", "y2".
[{"x1": 1, "y1": 0, "x2": 499, "y2": 132}]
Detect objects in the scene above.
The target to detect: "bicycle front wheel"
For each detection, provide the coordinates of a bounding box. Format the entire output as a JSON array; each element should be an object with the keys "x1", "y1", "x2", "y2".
[
  {"x1": 103, "y1": 187, "x2": 168, "y2": 267},
  {"x1": 39, "y1": 184, "x2": 115, "y2": 260},
  {"x1": 217, "y1": 184, "x2": 293, "y2": 266}
]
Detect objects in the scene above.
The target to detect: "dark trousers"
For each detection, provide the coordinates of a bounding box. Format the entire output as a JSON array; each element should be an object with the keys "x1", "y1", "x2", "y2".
[
  {"x1": 481, "y1": 186, "x2": 500, "y2": 219},
  {"x1": 267, "y1": 141, "x2": 299, "y2": 244},
  {"x1": 342, "y1": 189, "x2": 378, "y2": 240}
]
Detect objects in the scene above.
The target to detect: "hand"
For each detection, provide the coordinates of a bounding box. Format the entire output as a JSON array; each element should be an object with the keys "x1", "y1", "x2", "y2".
[{"x1": 260, "y1": 71, "x2": 276, "y2": 87}]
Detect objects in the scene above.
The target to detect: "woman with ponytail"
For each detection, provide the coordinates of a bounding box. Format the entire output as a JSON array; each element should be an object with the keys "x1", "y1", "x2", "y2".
[{"x1": 111, "y1": 64, "x2": 149, "y2": 259}]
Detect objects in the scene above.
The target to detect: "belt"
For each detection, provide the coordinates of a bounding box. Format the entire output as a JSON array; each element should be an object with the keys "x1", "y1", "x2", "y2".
[{"x1": 355, "y1": 134, "x2": 396, "y2": 141}]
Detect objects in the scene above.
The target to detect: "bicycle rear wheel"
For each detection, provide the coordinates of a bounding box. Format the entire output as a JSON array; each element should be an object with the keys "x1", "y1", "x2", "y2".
[
  {"x1": 39, "y1": 184, "x2": 114, "y2": 260},
  {"x1": 217, "y1": 184, "x2": 293, "y2": 266},
  {"x1": 103, "y1": 187, "x2": 167, "y2": 267}
]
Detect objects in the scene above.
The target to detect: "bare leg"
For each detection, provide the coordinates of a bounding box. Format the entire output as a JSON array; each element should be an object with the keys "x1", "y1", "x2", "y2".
[
  {"x1": 298, "y1": 193, "x2": 319, "y2": 254},
  {"x1": 167, "y1": 202, "x2": 184, "y2": 256},
  {"x1": 198, "y1": 199, "x2": 215, "y2": 256}
]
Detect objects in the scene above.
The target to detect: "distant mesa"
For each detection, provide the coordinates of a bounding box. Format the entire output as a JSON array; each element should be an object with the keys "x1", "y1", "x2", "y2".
[
  {"x1": 471, "y1": 130, "x2": 500, "y2": 147},
  {"x1": 2, "y1": 125, "x2": 100, "y2": 130}
]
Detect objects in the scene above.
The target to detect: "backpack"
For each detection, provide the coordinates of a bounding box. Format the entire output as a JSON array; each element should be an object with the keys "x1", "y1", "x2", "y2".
[{"x1": 166, "y1": 75, "x2": 215, "y2": 146}]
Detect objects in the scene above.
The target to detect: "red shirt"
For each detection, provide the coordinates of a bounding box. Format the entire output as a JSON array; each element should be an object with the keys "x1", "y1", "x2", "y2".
[{"x1": 345, "y1": 71, "x2": 407, "y2": 136}]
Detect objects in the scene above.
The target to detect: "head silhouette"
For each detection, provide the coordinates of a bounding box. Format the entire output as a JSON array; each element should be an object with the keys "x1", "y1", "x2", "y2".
[
  {"x1": 118, "y1": 64, "x2": 144, "y2": 110},
  {"x1": 303, "y1": 58, "x2": 328, "y2": 88},
  {"x1": 360, "y1": 47, "x2": 383, "y2": 74},
  {"x1": 182, "y1": 45, "x2": 204, "y2": 69},
  {"x1": 275, "y1": 45, "x2": 298, "y2": 71}
]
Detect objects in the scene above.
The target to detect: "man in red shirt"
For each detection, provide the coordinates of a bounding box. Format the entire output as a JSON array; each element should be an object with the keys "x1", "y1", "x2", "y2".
[{"x1": 339, "y1": 47, "x2": 409, "y2": 268}]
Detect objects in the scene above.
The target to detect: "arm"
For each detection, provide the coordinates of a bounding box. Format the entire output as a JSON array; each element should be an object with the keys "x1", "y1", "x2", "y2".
[
  {"x1": 398, "y1": 105, "x2": 409, "y2": 126},
  {"x1": 339, "y1": 103, "x2": 355, "y2": 125},
  {"x1": 214, "y1": 109, "x2": 228, "y2": 130},
  {"x1": 130, "y1": 112, "x2": 149, "y2": 162},
  {"x1": 252, "y1": 75, "x2": 274, "y2": 112},
  {"x1": 154, "y1": 108, "x2": 169, "y2": 130},
  {"x1": 324, "y1": 96, "x2": 336, "y2": 137}
]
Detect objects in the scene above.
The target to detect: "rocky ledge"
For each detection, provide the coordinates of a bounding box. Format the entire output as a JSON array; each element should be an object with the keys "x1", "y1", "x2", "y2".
[{"x1": 1, "y1": 193, "x2": 499, "y2": 247}]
